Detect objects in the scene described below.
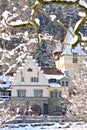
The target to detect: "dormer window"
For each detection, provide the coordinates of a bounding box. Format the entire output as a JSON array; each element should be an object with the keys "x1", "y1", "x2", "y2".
[
  {"x1": 49, "y1": 79, "x2": 56, "y2": 83},
  {"x1": 73, "y1": 53, "x2": 78, "y2": 63},
  {"x1": 62, "y1": 81, "x2": 64, "y2": 86},
  {"x1": 27, "y1": 68, "x2": 32, "y2": 72},
  {"x1": 61, "y1": 81, "x2": 68, "y2": 86}
]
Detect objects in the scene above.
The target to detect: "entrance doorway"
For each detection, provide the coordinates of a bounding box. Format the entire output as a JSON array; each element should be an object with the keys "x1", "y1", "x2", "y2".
[{"x1": 43, "y1": 103, "x2": 48, "y2": 114}]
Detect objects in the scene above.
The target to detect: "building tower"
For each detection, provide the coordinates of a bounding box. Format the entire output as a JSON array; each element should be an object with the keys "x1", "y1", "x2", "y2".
[{"x1": 54, "y1": 26, "x2": 87, "y2": 77}]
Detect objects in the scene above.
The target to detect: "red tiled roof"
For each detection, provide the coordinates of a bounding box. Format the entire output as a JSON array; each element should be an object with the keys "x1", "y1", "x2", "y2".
[{"x1": 41, "y1": 68, "x2": 63, "y2": 75}]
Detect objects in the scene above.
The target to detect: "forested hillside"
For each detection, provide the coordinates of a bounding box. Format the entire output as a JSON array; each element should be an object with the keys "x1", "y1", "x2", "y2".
[
  {"x1": 0, "y1": 0, "x2": 87, "y2": 73},
  {"x1": 0, "y1": 0, "x2": 87, "y2": 120}
]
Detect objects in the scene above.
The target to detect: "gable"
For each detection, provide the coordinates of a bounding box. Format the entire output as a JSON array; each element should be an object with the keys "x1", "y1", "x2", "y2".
[
  {"x1": 13, "y1": 56, "x2": 48, "y2": 85},
  {"x1": 60, "y1": 76, "x2": 69, "y2": 81},
  {"x1": 59, "y1": 76, "x2": 69, "y2": 86}
]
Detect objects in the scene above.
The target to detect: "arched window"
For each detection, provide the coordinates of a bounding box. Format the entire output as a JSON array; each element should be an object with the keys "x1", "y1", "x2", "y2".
[
  {"x1": 50, "y1": 91, "x2": 53, "y2": 98},
  {"x1": 27, "y1": 68, "x2": 32, "y2": 72},
  {"x1": 62, "y1": 81, "x2": 64, "y2": 86}
]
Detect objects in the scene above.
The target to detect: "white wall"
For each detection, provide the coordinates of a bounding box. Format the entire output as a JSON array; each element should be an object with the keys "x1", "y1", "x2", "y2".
[{"x1": 11, "y1": 56, "x2": 48, "y2": 97}]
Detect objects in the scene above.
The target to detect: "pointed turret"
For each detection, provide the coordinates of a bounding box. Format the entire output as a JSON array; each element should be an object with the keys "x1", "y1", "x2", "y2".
[
  {"x1": 55, "y1": 26, "x2": 87, "y2": 76},
  {"x1": 62, "y1": 26, "x2": 86, "y2": 56},
  {"x1": 62, "y1": 26, "x2": 74, "y2": 55}
]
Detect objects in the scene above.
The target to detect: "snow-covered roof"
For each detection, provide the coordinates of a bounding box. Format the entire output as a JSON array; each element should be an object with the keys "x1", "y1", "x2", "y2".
[
  {"x1": 0, "y1": 82, "x2": 11, "y2": 89},
  {"x1": 62, "y1": 26, "x2": 87, "y2": 56},
  {"x1": 73, "y1": 45, "x2": 86, "y2": 56},
  {"x1": 0, "y1": 75, "x2": 13, "y2": 89},
  {"x1": 48, "y1": 82, "x2": 61, "y2": 87},
  {"x1": 42, "y1": 68, "x2": 63, "y2": 75},
  {"x1": 44, "y1": 74, "x2": 66, "y2": 80},
  {"x1": 0, "y1": 75, "x2": 13, "y2": 82}
]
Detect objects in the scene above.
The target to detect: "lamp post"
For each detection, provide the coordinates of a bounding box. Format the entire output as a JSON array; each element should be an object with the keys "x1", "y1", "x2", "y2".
[{"x1": 26, "y1": 101, "x2": 29, "y2": 115}]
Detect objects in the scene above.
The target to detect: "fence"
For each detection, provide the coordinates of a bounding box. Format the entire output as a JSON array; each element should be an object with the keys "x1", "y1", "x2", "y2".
[{"x1": 8, "y1": 115, "x2": 66, "y2": 124}]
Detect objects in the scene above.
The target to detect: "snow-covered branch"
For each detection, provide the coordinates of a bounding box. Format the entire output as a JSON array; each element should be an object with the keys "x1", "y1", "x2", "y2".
[
  {"x1": 5, "y1": 0, "x2": 87, "y2": 48},
  {"x1": 0, "y1": 0, "x2": 87, "y2": 79}
]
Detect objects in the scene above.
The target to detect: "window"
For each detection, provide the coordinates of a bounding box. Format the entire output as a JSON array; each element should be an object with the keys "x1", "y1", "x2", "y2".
[
  {"x1": 1, "y1": 91, "x2": 4, "y2": 96},
  {"x1": 0, "y1": 91, "x2": 10, "y2": 97},
  {"x1": 54, "y1": 91, "x2": 58, "y2": 98},
  {"x1": 21, "y1": 71, "x2": 23, "y2": 76},
  {"x1": 21, "y1": 70, "x2": 24, "y2": 82},
  {"x1": 49, "y1": 79, "x2": 56, "y2": 83},
  {"x1": 5, "y1": 91, "x2": 9, "y2": 96},
  {"x1": 73, "y1": 53, "x2": 78, "y2": 63},
  {"x1": 49, "y1": 79, "x2": 51, "y2": 83},
  {"x1": 66, "y1": 81, "x2": 68, "y2": 86},
  {"x1": 21, "y1": 77, "x2": 24, "y2": 82},
  {"x1": 59, "y1": 91, "x2": 62, "y2": 98},
  {"x1": 31, "y1": 77, "x2": 39, "y2": 82},
  {"x1": 27, "y1": 68, "x2": 32, "y2": 72},
  {"x1": 53, "y1": 106, "x2": 62, "y2": 114},
  {"x1": 50, "y1": 91, "x2": 53, "y2": 97},
  {"x1": 50, "y1": 91, "x2": 58, "y2": 98},
  {"x1": 17, "y1": 90, "x2": 26, "y2": 97},
  {"x1": 56, "y1": 80, "x2": 60, "y2": 84},
  {"x1": 64, "y1": 71, "x2": 69, "y2": 76},
  {"x1": 73, "y1": 53, "x2": 77, "y2": 57},
  {"x1": 62, "y1": 81, "x2": 64, "y2": 86},
  {"x1": 34, "y1": 90, "x2": 43, "y2": 97}
]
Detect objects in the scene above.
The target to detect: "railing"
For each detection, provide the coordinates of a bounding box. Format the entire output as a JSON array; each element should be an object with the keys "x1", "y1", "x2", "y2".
[
  {"x1": 12, "y1": 115, "x2": 66, "y2": 123},
  {"x1": 0, "y1": 96, "x2": 10, "y2": 101}
]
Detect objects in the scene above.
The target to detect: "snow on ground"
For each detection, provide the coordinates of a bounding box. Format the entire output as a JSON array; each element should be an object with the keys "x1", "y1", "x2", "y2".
[{"x1": 0, "y1": 122, "x2": 87, "y2": 130}]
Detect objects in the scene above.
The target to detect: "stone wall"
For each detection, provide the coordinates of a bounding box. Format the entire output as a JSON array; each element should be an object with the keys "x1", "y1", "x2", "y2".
[
  {"x1": 0, "y1": 97, "x2": 68, "y2": 116},
  {"x1": 9, "y1": 97, "x2": 48, "y2": 114}
]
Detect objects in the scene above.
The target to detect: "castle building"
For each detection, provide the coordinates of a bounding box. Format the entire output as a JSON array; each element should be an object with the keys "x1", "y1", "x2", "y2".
[
  {"x1": 0, "y1": 0, "x2": 87, "y2": 116},
  {"x1": 54, "y1": 26, "x2": 87, "y2": 77},
  {"x1": 10, "y1": 56, "x2": 69, "y2": 115},
  {"x1": 1, "y1": 26, "x2": 86, "y2": 115}
]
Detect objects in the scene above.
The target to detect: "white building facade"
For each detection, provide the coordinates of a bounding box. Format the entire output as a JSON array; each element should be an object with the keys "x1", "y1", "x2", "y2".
[
  {"x1": 11, "y1": 56, "x2": 49, "y2": 114},
  {"x1": 10, "y1": 56, "x2": 69, "y2": 115}
]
